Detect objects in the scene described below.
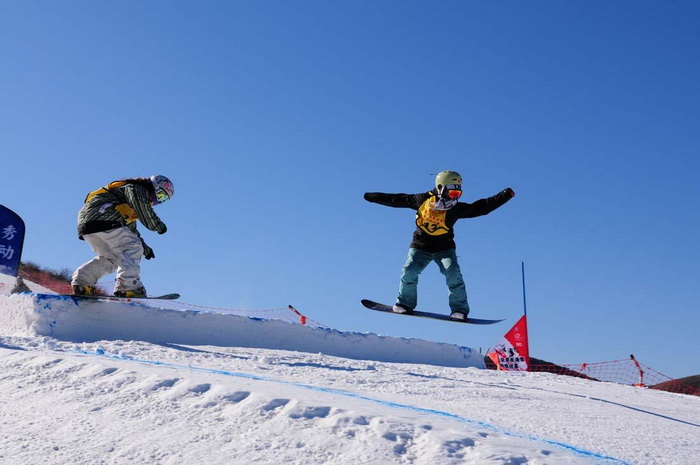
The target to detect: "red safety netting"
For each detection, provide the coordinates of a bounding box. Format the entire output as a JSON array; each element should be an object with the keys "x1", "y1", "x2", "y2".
[
  {"x1": 487, "y1": 355, "x2": 698, "y2": 396},
  {"x1": 140, "y1": 299, "x2": 329, "y2": 329},
  {"x1": 18, "y1": 268, "x2": 72, "y2": 295},
  {"x1": 10, "y1": 271, "x2": 328, "y2": 329}
]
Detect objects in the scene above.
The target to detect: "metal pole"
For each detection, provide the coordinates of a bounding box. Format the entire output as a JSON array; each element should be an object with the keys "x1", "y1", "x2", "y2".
[{"x1": 521, "y1": 261, "x2": 528, "y2": 316}]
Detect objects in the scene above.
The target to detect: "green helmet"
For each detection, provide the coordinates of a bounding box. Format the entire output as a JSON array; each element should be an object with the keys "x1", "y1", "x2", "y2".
[{"x1": 435, "y1": 170, "x2": 462, "y2": 191}]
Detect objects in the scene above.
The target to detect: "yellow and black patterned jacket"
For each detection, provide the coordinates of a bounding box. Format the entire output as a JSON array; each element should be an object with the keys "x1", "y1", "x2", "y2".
[
  {"x1": 364, "y1": 188, "x2": 514, "y2": 252},
  {"x1": 77, "y1": 179, "x2": 167, "y2": 239}
]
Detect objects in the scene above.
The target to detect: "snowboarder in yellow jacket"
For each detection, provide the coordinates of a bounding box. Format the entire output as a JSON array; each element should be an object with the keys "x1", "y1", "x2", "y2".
[{"x1": 71, "y1": 175, "x2": 174, "y2": 298}]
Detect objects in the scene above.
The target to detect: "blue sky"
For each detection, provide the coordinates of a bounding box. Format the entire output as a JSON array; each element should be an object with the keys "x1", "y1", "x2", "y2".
[{"x1": 2, "y1": 1, "x2": 698, "y2": 378}]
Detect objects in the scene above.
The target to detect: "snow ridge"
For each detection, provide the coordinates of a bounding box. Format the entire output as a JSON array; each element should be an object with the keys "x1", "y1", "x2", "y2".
[{"x1": 0, "y1": 293, "x2": 485, "y2": 368}]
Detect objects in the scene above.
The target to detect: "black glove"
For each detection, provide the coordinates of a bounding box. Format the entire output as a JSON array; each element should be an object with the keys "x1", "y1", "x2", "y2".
[
  {"x1": 142, "y1": 242, "x2": 155, "y2": 260},
  {"x1": 503, "y1": 188, "x2": 515, "y2": 198},
  {"x1": 158, "y1": 224, "x2": 167, "y2": 235}
]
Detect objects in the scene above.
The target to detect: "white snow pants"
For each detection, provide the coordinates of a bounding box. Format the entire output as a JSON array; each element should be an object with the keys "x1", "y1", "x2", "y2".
[{"x1": 72, "y1": 227, "x2": 145, "y2": 292}]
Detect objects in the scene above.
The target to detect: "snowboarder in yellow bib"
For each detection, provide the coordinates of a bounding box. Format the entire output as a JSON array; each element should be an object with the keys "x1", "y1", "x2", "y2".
[
  {"x1": 364, "y1": 171, "x2": 514, "y2": 320},
  {"x1": 71, "y1": 175, "x2": 174, "y2": 298}
]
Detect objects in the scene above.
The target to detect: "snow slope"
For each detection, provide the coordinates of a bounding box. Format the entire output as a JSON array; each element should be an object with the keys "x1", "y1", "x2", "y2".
[{"x1": 0, "y1": 281, "x2": 698, "y2": 464}]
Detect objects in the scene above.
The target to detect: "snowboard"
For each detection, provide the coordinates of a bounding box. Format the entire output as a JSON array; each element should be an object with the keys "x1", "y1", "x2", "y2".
[
  {"x1": 361, "y1": 299, "x2": 504, "y2": 325},
  {"x1": 69, "y1": 293, "x2": 180, "y2": 301}
]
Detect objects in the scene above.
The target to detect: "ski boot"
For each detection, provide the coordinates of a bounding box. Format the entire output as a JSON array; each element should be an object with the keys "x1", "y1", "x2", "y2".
[
  {"x1": 72, "y1": 284, "x2": 98, "y2": 296},
  {"x1": 392, "y1": 303, "x2": 414, "y2": 315},
  {"x1": 114, "y1": 286, "x2": 147, "y2": 298}
]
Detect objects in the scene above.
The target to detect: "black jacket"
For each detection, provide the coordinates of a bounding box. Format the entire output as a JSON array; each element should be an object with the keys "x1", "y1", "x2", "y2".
[
  {"x1": 77, "y1": 179, "x2": 166, "y2": 239},
  {"x1": 364, "y1": 188, "x2": 514, "y2": 252}
]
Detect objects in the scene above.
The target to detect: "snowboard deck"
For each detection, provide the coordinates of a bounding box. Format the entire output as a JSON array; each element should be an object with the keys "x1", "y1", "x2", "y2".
[
  {"x1": 361, "y1": 299, "x2": 504, "y2": 325},
  {"x1": 69, "y1": 293, "x2": 180, "y2": 301}
]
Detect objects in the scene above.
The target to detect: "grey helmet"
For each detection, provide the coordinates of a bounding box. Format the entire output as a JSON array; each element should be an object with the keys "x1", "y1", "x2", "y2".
[{"x1": 150, "y1": 175, "x2": 174, "y2": 204}]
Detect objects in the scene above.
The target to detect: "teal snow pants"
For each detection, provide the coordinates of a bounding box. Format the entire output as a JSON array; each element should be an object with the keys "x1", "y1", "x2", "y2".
[{"x1": 396, "y1": 248, "x2": 469, "y2": 315}]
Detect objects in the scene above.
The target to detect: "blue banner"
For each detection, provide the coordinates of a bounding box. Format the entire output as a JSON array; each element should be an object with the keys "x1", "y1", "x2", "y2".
[{"x1": 0, "y1": 205, "x2": 25, "y2": 276}]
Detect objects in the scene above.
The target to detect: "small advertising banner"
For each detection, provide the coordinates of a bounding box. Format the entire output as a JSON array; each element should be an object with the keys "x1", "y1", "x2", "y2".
[
  {"x1": 0, "y1": 205, "x2": 26, "y2": 277},
  {"x1": 488, "y1": 315, "x2": 530, "y2": 371}
]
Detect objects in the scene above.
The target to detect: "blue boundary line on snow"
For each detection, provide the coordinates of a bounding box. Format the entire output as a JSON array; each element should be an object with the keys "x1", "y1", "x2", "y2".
[{"x1": 76, "y1": 348, "x2": 629, "y2": 465}]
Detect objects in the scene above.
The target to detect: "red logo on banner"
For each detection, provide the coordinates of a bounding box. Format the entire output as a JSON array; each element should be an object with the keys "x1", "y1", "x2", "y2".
[{"x1": 488, "y1": 315, "x2": 530, "y2": 371}]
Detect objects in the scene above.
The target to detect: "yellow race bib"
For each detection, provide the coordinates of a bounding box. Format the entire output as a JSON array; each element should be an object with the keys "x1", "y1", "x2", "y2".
[{"x1": 415, "y1": 197, "x2": 449, "y2": 235}]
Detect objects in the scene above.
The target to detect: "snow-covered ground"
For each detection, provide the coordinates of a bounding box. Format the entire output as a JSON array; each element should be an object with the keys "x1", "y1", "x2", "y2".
[{"x1": 0, "y1": 276, "x2": 698, "y2": 464}]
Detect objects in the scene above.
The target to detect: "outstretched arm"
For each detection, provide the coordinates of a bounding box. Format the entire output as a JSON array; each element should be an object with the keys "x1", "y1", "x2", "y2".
[
  {"x1": 364, "y1": 192, "x2": 426, "y2": 209},
  {"x1": 456, "y1": 188, "x2": 515, "y2": 218}
]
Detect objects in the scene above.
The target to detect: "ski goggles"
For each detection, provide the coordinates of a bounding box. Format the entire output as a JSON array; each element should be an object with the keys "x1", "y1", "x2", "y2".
[
  {"x1": 446, "y1": 188, "x2": 462, "y2": 199},
  {"x1": 155, "y1": 188, "x2": 171, "y2": 203}
]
